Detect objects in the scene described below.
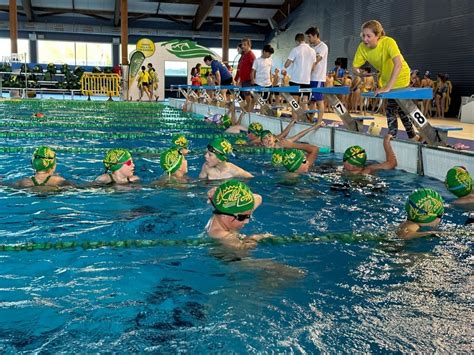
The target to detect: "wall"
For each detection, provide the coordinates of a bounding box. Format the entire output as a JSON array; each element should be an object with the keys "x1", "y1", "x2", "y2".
[{"x1": 269, "y1": 0, "x2": 474, "y2": 116}]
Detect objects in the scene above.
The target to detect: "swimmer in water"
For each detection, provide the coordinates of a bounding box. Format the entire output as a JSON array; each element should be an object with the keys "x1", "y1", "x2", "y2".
[
  {"x1": 444, "y1": 166, "x2": 474, "y2": 206},
  {"x1": 396, "y1": 188, "x2": 445, "y2": 239},
  {"x1": 95, "y1": 148, "x2": 140, "y2": 185},
  {"x1": 171, "y1": 134, "x2": 190, "y2": 155},
  {"x1": 246, "y1": 122, "x2": 264, "y2": 145},
  {"x1": 342, "y1": 134, "x2": 397, "y2": 175},
  {"x1": 15, "y1": 146, "x2": 70, "y2": 188},
  {"x1": 199, "y1": 138, "x2": 253, "y2": 180},
  {"x1": 206, "y1": 179, "x2": 269, "y2": 249},
  {"x1": 154, "y1": 147, "x2": 189, "y2": 184}
]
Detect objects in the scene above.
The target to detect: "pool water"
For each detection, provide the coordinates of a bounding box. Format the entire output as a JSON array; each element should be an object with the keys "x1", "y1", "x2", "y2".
[{"x1": 0, "y1": 100, "x2": 472, "y2": 352}]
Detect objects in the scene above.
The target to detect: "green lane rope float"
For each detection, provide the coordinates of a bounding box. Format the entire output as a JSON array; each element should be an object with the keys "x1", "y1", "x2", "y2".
[
  {"x1": 0, "y1": 120, "x2": 222, "y2": 130},
  {"x1": 0, "y1": 130, "x2": 245, "y2": 141},
  {"x1": 0, "y1": 145, "x2": 294, "y2": 156},
  {"x1": 0, "y1": 232, "x2": 387, "y2": 253}
]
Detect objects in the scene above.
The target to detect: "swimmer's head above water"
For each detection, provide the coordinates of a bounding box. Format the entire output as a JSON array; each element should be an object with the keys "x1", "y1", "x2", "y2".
[
  {"x1": 342, "y1": 145, "x2": 367, "y2": 171},
  {"x1": 206, "y1": 137, "x2": 233, "y2": 162},
  {"x1": 282, "y1": 149, "x2": 308, "y2": 173},
  {"x1": 103, "y1": 148, "x2": 133, "y2": 173},
  {"x1": 160, "y1": 147, "x2": 187, "y2": 175},
  {"x1": 32, "y1": 146, "x2": 56, "y2": 172},
  {"x1": 211, "y1": 179, "x2": 255, "y2": 224},
  {"x1": 405, "y1": 188, "x2": 444, "y2": 224},
  {"x1": 445, "y1": 166, "x2": 472, "y2": 198}
]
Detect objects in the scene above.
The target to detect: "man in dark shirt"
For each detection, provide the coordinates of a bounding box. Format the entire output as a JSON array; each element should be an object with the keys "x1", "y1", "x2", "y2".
[{"x1": 203, "y1": 55, "x2": 233, "y2": 86}]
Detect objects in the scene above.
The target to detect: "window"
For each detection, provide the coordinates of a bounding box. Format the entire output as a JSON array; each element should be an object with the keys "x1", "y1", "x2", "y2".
[
  {"x1": 164, "y1": 61, "x2": 187, "y2": 76},
  {"x1": 0, "y1": 38, "x2": 30, "y2": 62},
  {"x1": 37, "y1": 40, "x2": 112, "y2": 66}
]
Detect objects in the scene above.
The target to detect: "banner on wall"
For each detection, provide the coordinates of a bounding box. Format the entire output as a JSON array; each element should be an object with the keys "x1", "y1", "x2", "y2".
[{"x1": 128, "y1": 38, "x2": 220, "y2": 101}]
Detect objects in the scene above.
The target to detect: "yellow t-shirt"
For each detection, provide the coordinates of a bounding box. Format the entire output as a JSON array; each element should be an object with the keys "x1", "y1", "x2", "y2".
[
  {"x1": 138, "y1": 70, "x2": 150, "y2": 84},
  {"x1": 353, "y1": 36, "x2": 410, "y2": 89}
]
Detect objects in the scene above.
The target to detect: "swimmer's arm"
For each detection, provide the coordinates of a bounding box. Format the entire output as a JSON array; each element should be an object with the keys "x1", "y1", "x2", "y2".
[
  {"x1": 286, "y1": 122, "x2": 322, "y2": 143},
  {"x1": 396, "y1": 221, "x2": 438, "y2": 239},
  {"x1": 277, "y1": 117, "x2": 298, "y2": 140},
  {"x1": 366, "y1": 134, "x2": 397, "y2": 172},
  {"x1": 228, "y1": 163, "x2": 254, "y2": 178},
  {"x1": 282, "y1": 141, "x2": 320, "y2": 166}
]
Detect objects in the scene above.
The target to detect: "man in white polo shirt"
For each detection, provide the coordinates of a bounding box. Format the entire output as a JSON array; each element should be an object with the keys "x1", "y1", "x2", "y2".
[
  {"x1": 284, "y1": 33, "x2": 316, "y2": 111},
  {"x1": 306, "y1": 26, "x2": 328, "y2": 124}
]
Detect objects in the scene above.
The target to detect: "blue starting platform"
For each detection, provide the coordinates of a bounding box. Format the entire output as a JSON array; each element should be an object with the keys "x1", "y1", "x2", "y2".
[{"x1": 362, "y1": 87, "x2": 433, "y2": 100}]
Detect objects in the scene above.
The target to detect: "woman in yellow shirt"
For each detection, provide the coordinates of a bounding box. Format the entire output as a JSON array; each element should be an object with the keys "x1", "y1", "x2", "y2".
[
  {"x1": 137, "y1": 66, "x2": 152, "y2": 101},
  {"x1": 352, "y1": 20, "x2": 420, "y2": 141}
]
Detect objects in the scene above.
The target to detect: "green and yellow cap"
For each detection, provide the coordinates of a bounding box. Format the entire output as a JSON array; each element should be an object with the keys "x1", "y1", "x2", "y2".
[
  {"x1": 283, "y1": 149, "x2": 305, "y2": 172},
  {"x1": 343, "y1": 145, "x2": 367, "y2": 167},
  {"x1": 103, "y1": 148, "x2": 132, "y2": 172},
  {"x1": 220, "y1": 114, "x2": 231, "y2": 129},
  {"x1": 259, "y1": 130, "x2": 273, "y2": 139},
  {"x1": 445, "y1": 166, "x2": 472, "y2": 197},
  {"x1": 212, "y1": 179, "x2": 255, "y2": 215},
  {"x1": 160, "y1": 148, "x2": 183, "y2": 174},
  {"x1": 248, "y1": 122, "x2": 263, "y2": 135},
  {"x1": 405, "y1": 188, "x2": 444, "y2": 223},
  {"x1": 207, "y1": 137, "x2": 233, "y2": 161},
  {"x1": 31, "y1": 146, "x2": 56, "y2": 172},
  {"x1": 271, "y1": 148, "x2": 285, "y2": 167},
  {"x1": 171, "y1": 134, "x2": 189, "y2": 149},
  {"x1": 234, "y1": 138, "x2": 247, "y2": 146}
]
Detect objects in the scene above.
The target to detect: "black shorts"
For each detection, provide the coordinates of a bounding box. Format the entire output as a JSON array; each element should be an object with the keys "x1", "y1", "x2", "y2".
[
  {"x1": 221, "y1": 77, "x2": 233, "y2": 86},
  {"x1": 241, "y1": 80, "x2": 253, "y2": 97},
  {"x1": 289, "y1": 81, "x2": 310, "y2": 98}
]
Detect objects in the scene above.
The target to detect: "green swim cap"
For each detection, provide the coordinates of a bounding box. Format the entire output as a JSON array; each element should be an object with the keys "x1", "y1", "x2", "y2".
[
  {"x1": 220, "y1": 114, "x2": 231, "y2": 129},
  {"x1": 212, "y1": 179, "x2": 255, "y2": 215},
  {"x1": 405, "y1": 188, "x2": 444, "y2": 223},
  {"x1": 445, "y1": 166, "x2": 472, "y2": 197},
  {"x1": 172, "y1": 134, "x2": 188, "y2": 149},
  {"x1": 283, "y1": 149, "x2": 305, "y2": 172},
  {"x1": 271, "y1": 148, "x2": 285, "y2": 167},
  {"x1": 260, "y1": 130, "x2": 273, "y2": 139},
  {"x1": 160, "y1": 148, "x2": 183, "y2": 174},
  {"x1": 234, "y1": 138, "x2": 247, "y2": 146},
  {"x1": 103, "y1": 148, "x2": 132, "y2": 172},
  {"x1": 248, "y1": 122, "x2": 263, "y2": 135},
  {"x1": 343, "y1": 145, "x2": 367, "y2": 167},
  {"x1": 31, "y1": 146, "x2": 56, "y2": 172},
  {"x1": 207, "y1": 137, "x2": 233, "y2": 161}
]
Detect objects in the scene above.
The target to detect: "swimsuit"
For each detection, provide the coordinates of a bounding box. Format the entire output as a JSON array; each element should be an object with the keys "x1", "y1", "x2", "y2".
[{"x1": 31, "y1": 175, "x2": 52, "y2": 186}]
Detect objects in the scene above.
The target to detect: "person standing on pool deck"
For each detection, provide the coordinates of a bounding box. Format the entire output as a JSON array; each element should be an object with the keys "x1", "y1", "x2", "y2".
[
  {"x1": 305, "y1": 26, "x2": 328, "y2": 124},
  {"x1": 206, "y1": 179, "x2": 269, "y2": 249},
  {"x1": 15, "y1": 146, "x2": 70, "y2": 188},
  {"x1": 352, "y1": 20, "x2": 421, "y2": 141}
]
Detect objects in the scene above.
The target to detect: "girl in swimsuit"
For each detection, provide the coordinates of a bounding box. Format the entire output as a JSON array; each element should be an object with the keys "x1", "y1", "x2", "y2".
[
  {"x1": 15, "y1": 146, "x2": 69, "y2": 188},
  {"x1": 95, "y1": 148, "x2": 140, "y2": 185}
]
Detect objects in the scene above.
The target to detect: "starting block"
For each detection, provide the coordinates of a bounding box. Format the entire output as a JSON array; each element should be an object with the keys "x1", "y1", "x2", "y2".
[
  {"x1": 362, "y1": 88, "x2": 450, "y2": 146},
  {"x1": 432, "y1": 125, "x2": 463, "y2": 143},
  {"x1": 276, "y1": 86, "x2": 362, "y2": 131},
  {"x1": 352, "y1": 116, "x2": 374, "y2": 121}
]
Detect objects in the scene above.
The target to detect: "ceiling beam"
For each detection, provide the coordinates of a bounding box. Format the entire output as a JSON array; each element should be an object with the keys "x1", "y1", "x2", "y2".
[
  {"x1": 216, "y1": 1, "x2": 280, "y2": 9},
  {"x1": 114, "y1": 0, "x2": 120, "y2": 26},
  {"x1": 21, "y1": 0, "x2": 34, "y2": 21},
  {"x1": 192, "y1": 0, "x2": 218, "y2": 30},
  {"x1": 272, "y1": 0, "x2": 303, "y2": 24}
]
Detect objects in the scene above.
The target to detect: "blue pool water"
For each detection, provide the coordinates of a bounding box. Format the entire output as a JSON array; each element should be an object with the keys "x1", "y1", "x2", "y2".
[{"x1": 0, "y1": 101, "x2": 472, "y2": 352}]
